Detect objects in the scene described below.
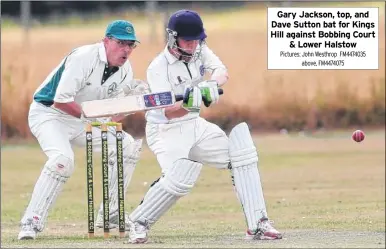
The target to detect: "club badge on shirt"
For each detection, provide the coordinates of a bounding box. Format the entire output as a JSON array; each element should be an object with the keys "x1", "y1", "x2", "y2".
[
  {"x1": 108, "y1": 82, "x2": 118, "y2": 94},
  {"x1": 199, "y1": 65, "x2": 205, "y2": 76}
]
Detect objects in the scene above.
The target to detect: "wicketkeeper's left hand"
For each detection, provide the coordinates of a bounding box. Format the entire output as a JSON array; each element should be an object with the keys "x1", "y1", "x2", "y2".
[
  {"x1": 80, "y1": 114, "x2": 111, "y2": 124},
  {"x1": 122, "y1": 79, "x2": 150, "y2": 96},
  {"x1": 198, "y1": 80, "x2": 220, "y2": 107}
]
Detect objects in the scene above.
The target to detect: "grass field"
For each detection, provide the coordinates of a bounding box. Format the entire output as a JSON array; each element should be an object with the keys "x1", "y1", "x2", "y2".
[{"x1": 1, "y1": 129, "x2": 385, "y2": 248}]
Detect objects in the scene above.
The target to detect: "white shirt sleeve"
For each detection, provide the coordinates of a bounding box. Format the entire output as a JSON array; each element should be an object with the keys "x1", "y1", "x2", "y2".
[
  {"x1": 54, "y1": 51, "x2": 91, "y2": 103},
  {"x1": 146, "y1": 64, "x2": 172, "y2": 93},
  {"x1": 201, "y1": 43, "x2": 228, "y2": 75},
  {"x1": 144, "y1": 61, "x2": 172, "y2": 120}
]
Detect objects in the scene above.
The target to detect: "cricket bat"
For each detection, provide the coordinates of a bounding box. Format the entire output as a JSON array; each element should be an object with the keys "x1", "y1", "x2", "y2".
[
  {"x1": 81, "y1": 89, "x2": 224, "y2": 118},
  {"x1": 81, "y1": 91, "x2": 180, "y2": 118}
]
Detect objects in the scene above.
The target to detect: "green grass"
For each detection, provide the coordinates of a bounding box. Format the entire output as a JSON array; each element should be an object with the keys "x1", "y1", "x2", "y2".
[{"x1": 1, "y1": 129, "x2": 385, "y2": 248}]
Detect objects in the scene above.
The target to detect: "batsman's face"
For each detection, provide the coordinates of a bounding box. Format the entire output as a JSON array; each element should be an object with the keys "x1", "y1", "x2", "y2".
[
  {"x1": 177, "y1": 38, "x2": 199, "y2": 55},
  {"x1": 104, "y1": 37, "x2": 137, "y2": 67}
]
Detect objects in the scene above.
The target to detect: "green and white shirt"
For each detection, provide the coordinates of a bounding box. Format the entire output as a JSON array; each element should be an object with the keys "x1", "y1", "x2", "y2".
[{"x1": 33, "y1": 42, "x2": 133, "y2": 107}]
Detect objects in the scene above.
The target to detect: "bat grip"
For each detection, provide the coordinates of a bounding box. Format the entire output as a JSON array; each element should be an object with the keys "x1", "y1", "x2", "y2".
[{"x1": 175, "y1": 88, "x2": 224, "y2": 102}]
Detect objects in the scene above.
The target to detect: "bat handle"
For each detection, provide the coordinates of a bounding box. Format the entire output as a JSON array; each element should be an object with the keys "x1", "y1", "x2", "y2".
[{"x1": 175, "y1": 88, "x2": 224, "y2": 102}]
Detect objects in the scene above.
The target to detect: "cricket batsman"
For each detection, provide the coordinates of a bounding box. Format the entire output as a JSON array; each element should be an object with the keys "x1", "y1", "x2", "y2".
[
  {"x1": 126, "y1": 9, "x2": 283, "y2": 243},
  {"x1": 18, "y1": 20, "x2": 149, "y2": 240}
]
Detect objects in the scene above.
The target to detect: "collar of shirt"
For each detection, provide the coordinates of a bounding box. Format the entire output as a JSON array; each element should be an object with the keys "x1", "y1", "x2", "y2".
[
  {"x1": 98, "y1": 41, "x2": 119, "y2": 71},
  {"x1": 98, "y1": 42, "x2": 108, "y2": 65},
  {"x1": 163, "y1": 46, "x2": 179, "y2": 64},
  {"x1": 163, "y1": 44, "x2": 203, "y2": 65}
]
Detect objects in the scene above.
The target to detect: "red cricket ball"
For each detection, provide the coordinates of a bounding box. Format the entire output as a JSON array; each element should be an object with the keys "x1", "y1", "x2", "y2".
[{"x1": 352, "y1": 130, "x2": 365, "y2": 143}]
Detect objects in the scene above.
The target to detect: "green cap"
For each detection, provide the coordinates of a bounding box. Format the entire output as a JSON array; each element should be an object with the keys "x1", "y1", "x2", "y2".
[{"x1": 105, "y1": 20, "x2": 139, "y2": 42}]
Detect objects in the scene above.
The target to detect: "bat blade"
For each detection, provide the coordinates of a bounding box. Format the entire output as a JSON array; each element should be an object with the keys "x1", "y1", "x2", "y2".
[{"x1": 81, "y1": 91, "x2": 176, "y2": 118}]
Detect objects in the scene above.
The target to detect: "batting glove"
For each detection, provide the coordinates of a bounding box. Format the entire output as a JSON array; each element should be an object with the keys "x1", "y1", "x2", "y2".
[
  {"x1": 198, "y1": 80, "x2": 220, "y2": 107},
  {"x1": 182, "y1": 86, "x2": 202, "y2": 111}
]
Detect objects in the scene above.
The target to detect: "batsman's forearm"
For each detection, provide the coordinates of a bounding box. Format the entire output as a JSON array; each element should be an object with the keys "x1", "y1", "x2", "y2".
[
  {"x1": 53, "y1": 101, "x2": 83, "y2": 118},
  {"x1": 165, "y1": 102, "x2": 188, "y2": 119},
  {"x1": 211, "y1": 68, "x2": 229, "y2": 87}
]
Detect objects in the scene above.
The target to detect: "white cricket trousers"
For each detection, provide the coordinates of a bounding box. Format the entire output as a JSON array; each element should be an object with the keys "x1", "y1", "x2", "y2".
[
  {"x1": 28, "y1": 101, "x2": 135, "y2": 161},
  {"x1": 146, "y1": 117, "x2": 230, "y2": 173}
]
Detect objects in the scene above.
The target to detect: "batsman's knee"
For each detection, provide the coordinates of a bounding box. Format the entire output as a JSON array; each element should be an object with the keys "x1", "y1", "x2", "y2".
[
  {"x1": 160, "y1": 158, "x2": 203, "y2": 196},
  {"x1": 228, "y1": 122, "x2": 258, "y2": 169},
  {"x1": 44, "y1": 153, "x2": 74, "y2": 177}
]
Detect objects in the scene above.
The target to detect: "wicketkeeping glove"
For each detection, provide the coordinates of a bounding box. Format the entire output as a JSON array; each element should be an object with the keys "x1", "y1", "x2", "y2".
[
  {"x1": 80, "y1": 114, "x2": 111, "y2": 124},
  {"x1": 122, "y1": 79, "x2": 150, "y2": 96},
  {"x1": 182, "y1": 86, "x2": 202, "y2": 111}
]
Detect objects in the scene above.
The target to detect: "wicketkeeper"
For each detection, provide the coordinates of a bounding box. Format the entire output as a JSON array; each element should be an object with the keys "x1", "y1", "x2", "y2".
[
  {"x1": 126, "y1": 9, "x2": 283, "y2": 243},
  {"x1": 18, "y1": 20, "x2": 148, "y2": 240}
]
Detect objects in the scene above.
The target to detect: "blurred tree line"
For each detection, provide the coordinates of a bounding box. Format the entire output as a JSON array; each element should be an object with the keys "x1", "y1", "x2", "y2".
[{"x1": 2, "y1": 1, "x2": 247, "y2": 21}]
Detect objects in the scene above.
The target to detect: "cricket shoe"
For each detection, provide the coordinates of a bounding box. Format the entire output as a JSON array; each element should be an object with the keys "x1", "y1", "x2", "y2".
[
  {"x1": 245, "y1": 217, "x2": 283, "y2": 240},
  {"x1": 127, "y1": 219, "x2": 149, "y2": 244},
  {"x1": 17, "y1": 215, "x2": 43, "y2": 240},
  {"x1": 95, "y1": 210, "x2": 130, "y2": 230}
]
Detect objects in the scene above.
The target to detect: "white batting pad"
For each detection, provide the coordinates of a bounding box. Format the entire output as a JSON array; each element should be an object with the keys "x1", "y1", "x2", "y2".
[
  {"x1": 21, "y1": 155, "x2": 72, "y2": 231},
  {"x1": 229, "y1": 122, "x2": 267, "y2": 231},
  {"x1": 129, "y1": 159, "x2": 202, "y2": 226}
]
